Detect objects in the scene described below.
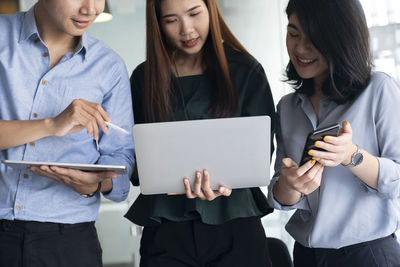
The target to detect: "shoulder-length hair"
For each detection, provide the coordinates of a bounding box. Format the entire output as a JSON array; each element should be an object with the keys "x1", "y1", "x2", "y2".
[
  {"x1": 285, "y1": 0, "x2": 372, "y2": 104},
  {"x1": 144, "y1": 0, "x2": 250, "y2": 122}
]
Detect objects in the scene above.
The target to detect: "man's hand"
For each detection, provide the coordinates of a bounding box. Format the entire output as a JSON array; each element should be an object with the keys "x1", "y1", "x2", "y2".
[
  {"x1": 29, "y1": 165, "x2": 117, "y2": 195},
  {"x1": 50, "y1": 99, "x2": 111, "y2": 141}
]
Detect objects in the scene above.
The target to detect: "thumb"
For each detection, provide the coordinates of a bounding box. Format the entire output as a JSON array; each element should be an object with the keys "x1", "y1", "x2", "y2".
[
  {"x1": 282, "y1": 158, "x2": 298, "y2": 168},
  {"x1": 342, "y1": 120, "x2": 352, "y2": 134}
]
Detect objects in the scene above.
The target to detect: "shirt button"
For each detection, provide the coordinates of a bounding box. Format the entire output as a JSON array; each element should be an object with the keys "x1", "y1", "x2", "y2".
[
  {"x1": 23, "y1": 174, "x2": 29, "y2": 179},
  {"x1": 42, "y1": 80, "x2": 47, "y2": 85},
  {"x1": 33, "y1": 113, "x2": 38, "y2": 118},
  {"x1": 17, "y1": 206, "x2": 23, "y2": 211},
  {"x1": 43, "y1": 52, "x2": 49, "y2": 57},
  {"x1": 34, "y1": 38, "x2": 39, "y2": 43},
  {"x1": 29, "y1": 142, "x2": 35, "y2": 147}
]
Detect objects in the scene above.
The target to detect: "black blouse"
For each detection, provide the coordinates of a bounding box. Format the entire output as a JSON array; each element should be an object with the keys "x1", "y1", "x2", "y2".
[{"x1": 125, "y1": 45, "x2": 276, "y2": 226}]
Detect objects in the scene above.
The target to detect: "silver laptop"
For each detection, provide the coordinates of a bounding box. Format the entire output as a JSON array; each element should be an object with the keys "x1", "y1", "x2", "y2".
[{"x1": 133, "y1": 116, "x2": 271, "y2": 195}]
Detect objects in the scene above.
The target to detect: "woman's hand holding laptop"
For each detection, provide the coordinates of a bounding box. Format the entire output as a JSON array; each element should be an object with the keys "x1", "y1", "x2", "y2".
[
  {"x1": 183, "y1": 169, "x2": 232, "y2": 201},
  {"x1": 167, "y1": 169, "x2": 232, "y2": 200}
]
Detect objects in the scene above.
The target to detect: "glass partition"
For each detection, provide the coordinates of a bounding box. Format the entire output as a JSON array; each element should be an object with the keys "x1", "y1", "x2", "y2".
[{"x1": 361, "y1": 0, "x2": 400, "y2": 80}]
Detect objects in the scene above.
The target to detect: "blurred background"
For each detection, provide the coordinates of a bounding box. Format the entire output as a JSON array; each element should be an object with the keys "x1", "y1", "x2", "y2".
[{"x1": 2, "y1": 0, "x2": 400, "y2": 266}]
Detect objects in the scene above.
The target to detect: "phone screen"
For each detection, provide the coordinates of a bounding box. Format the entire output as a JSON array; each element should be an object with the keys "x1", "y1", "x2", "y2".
[{"x1": 300, "y1": 122, "x2": 341, "y2": 165}]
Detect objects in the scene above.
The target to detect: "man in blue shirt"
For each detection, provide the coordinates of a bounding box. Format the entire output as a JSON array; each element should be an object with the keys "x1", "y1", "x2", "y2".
[{"x1": 0, "y1": 0, "x2": 134, "y2": 266}]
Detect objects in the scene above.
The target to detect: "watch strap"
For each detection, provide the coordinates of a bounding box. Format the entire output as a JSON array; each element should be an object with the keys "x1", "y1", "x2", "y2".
[
  {"x1": 343, "y1": 145, "x2": 363, "y2": 168},
  {"x1": 80, "y1": 182, "x2": 102, "y2": 198}
]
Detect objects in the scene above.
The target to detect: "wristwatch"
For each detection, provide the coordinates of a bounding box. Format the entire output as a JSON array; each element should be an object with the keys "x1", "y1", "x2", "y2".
[
  {"x1": 80, "y1": 182, "x2": 102, "y2": 198},
  {"x1": 344, "y1": 145, "x2": 363, "y2": 168}
]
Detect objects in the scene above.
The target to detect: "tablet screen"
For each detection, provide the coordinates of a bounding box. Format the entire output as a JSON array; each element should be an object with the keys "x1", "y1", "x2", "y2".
[{"x1": 1, "y1": 160, "x2": 127, "y2": 174}]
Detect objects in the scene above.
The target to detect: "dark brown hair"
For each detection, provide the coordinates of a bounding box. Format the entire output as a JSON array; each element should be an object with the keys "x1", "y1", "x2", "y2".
[
  {"x1": 285, "y1": 0, "x2": 372, "y2": 104},
  {"x1": 144, "y1": 0, "x2": 250, "y2": 122}
]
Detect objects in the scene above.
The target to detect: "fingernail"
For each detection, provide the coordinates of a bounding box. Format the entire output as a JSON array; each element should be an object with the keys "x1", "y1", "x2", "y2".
[
  {"x1": 311, "y1": 160, "x2": 316, "y2": 165},
  {"x1": 308, "y1": 150, "x2": 314, "y2": 156},
  {"x1": 315, "y1": 142, "x2": 321, "y2": 147},
  {"x1": 323, "y1": 136, "x2": 329, "y2": 142}
]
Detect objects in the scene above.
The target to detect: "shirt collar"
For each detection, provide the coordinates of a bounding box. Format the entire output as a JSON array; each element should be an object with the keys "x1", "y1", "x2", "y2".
[
  {"x1": 75, "y1": 33, "x2": 88, "y2": 59},
  {"x1": 19, "y1": 6, "x2": 88, "y2": 60},
  {"x1": 19, "y1": 6, "x2": 38, "y2": 43},
  {"x1": 295, "y1": 91, "x2": 331, "y2": 105},
  {"x1": 296, "y1": 92, "x2": 307, "y2": 105}
]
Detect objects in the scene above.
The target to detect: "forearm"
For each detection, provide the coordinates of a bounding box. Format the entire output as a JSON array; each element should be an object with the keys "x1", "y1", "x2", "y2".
[
  {"x1": 350, "y1": 149, "x2": 379, "y2": 189},
  {"x1": 0, "y1": 119, "x2": 54, "y2": 150},
  {"x1": 273, "y1": 178, "x2": 302, "y2": 206}
]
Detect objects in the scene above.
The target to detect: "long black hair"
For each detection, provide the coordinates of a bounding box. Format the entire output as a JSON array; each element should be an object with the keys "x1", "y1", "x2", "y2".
[
  {"x1": 285, "y1": 0, "x2": 372, "y2": 104},
  {"x1": 144, "y1": 0, "x2": 251, "y2": 122}
]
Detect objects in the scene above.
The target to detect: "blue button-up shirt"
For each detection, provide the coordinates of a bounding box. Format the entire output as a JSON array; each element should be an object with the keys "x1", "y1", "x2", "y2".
[
  {"x1": 0, "y1": 8, "x2": 135, "y2": 224},
  {"x1": 268, "y1": 72, "x2": 400, "y2": 248}
]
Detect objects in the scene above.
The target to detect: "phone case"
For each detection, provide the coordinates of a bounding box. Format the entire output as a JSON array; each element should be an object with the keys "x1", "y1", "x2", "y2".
[{"x1": 300, "y1": 122, "x2": 341, "y2": 165}]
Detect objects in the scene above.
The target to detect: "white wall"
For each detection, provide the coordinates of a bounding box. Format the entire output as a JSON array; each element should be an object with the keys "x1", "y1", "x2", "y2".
[{"x1": 217, "y1": 0, "x2": 291, "y2": 102}]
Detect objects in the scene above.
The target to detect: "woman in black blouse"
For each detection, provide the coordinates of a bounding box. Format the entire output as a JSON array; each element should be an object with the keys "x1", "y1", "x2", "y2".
[{"x1": 126, "y1": 0, "x2": 276, "y2": 266}]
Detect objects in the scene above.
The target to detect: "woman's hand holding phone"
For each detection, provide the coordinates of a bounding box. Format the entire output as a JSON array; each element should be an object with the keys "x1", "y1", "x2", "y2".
[
  {"x1": 273, "y1": 158, "x2": 324, "y2": 205},
  {"x1": 281, "y1": 158, "x2": 324, "y2": 195},
  {"x1": 308, "y1": 121, "x2": 356, "y2": 167}
]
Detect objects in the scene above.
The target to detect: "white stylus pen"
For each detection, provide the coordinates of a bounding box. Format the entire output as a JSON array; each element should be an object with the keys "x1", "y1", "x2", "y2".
[{"x1": 105, "y1": 121, "x2": 130, "y2": 135}]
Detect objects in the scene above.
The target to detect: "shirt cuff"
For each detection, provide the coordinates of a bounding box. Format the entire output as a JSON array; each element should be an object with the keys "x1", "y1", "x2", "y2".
[
  {"x1": 267, "y1": 177, "x2": 309, "y2": 210},
  {"x1": 97, "y1": 157, "x2": 132, "y2": 202},
  {"x1": 101, "y1": 174, "x2": 130, "y2": 202},
  {"x1": 376, "y1": 157, "x2": 400, "y2": 199}
]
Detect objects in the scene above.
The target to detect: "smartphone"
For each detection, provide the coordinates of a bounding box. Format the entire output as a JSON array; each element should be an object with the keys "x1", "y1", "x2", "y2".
[{"x1": 300, "y1": 122, "x2": 341, "y2": 165}]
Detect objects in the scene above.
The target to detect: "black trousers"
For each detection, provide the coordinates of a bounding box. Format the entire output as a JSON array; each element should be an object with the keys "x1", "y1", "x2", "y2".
[
  {"x1": 294, "y1": 234, "x2": 400, "y2": 267},
  {"x1": 0, "y1": 219, "x2": 102, "y2": 267},
  {"x1": 140, "y1": 216, "x2": 272, "y2": 267}
]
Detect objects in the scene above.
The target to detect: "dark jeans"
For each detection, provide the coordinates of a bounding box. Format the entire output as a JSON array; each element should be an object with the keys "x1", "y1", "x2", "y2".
[
  {"x1": 294, "y1": 234, "x2": 400, "y2": 267},
  {"x1": 0, "y1": 219, "x2": 102, "y2": 267},
  {"x1": 140, "y1": 216, "x2": 272, "y2": 267}
]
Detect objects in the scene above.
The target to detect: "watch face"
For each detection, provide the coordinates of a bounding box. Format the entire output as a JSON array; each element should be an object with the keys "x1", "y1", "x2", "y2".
[{"x1": 353, "y1": 152, "x2": 364, "y2": 166}]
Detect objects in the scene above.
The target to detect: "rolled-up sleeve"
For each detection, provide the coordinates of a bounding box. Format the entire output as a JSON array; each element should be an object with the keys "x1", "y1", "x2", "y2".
[
  {"x1": 374, "y1": 75, "x2": 400, "y2": 199},
  {"x1": 97, "y1": 62, "x2": 135, "y2": 202},
  {"x1": 377, "y1": 158, "x2": 400, "y2": 199}
]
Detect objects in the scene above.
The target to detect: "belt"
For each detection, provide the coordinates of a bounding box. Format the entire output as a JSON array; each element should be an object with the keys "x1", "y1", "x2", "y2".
[{"x1": 0, "y1": 219, "x2": 95, "y2": 234}]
